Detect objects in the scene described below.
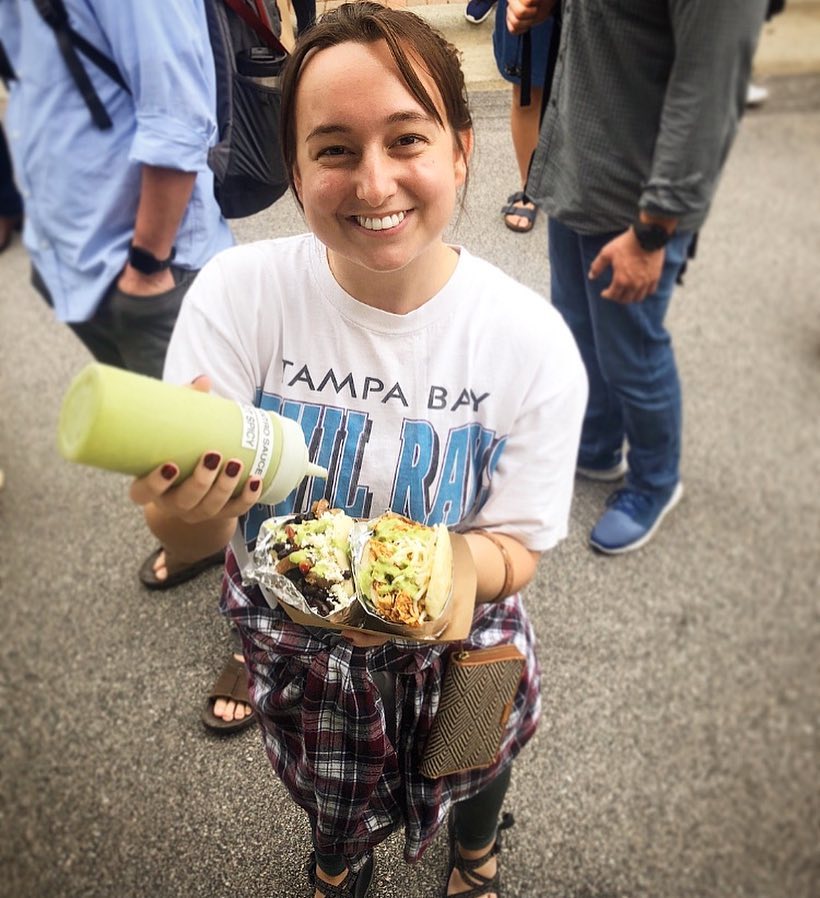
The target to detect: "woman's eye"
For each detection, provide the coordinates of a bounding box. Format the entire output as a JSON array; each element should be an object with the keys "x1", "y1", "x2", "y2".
[
  {"x1": 318, "y1": 146, "x2": 347, "y2": 158},
  {"x1": 394, "y1": 134, "x2": 425, "y2": 148}
]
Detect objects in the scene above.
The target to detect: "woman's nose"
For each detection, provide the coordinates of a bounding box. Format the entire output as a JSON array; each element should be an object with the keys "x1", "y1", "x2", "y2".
[{"x1": 355, "y1": 151, "x2": 397, "y2": 207}]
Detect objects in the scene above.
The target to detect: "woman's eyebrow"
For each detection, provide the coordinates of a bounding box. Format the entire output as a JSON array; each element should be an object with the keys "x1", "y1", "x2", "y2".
[{"x1": 305, "y1": 110, "x2": 434, "y2": 142}]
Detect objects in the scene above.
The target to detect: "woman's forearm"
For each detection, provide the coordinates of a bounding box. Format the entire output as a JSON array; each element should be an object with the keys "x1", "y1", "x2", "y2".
[{"x1": 463, "y1": 531, "x2": 540, "y2": 604}]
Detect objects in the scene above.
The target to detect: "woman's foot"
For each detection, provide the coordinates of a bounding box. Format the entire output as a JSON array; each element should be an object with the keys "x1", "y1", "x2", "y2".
[
  {"x1": 314, "y1": 865, "x2": 349, "y2": 898},
  {"x1": 211, "y1": 653, "x2": 253, "y2": 723},
  {"x1": 150, "y1": 548, "x2": 172, "y2": 583},
  {"x1": 139, "y1": 545, "x2": 225, "y2": 590},
  {"x1": 501, "y1": 191, "x2": 538, "y2": 233},
  {"x1": 309, "y1": 853, "x2": 374, "y2": 898},
  {"x1": 446, "y1": 840, "x2": 499, "y2": 898}
]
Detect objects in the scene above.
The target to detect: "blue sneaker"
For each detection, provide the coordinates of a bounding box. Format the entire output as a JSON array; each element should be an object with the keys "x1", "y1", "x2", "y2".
[
  {"x1": 465, "y1": 0, "x2": 496, "y2": 25},
  {"x1": 590, "y1": 482, "x2": 683, "y2": 554}
]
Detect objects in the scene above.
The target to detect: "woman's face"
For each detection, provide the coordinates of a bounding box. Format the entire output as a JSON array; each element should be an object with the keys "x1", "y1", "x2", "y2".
[{"x1": 292, "y1": 39, "x2": 470, "y2": 294}]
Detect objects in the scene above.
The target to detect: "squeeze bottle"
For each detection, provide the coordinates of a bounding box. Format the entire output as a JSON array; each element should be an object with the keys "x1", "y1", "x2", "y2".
[{"x1": 57, "y1": 363, "x2": 327, "y2": 503}]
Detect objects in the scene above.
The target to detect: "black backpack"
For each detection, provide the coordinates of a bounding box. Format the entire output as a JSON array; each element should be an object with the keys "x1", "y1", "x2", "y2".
[{"x1": 24, "y1": 0, "x2": 289, "y2": 219}]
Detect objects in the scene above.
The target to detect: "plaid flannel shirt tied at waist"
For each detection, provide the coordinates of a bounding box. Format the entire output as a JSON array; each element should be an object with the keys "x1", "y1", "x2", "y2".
[{"x1": 220, "y1": 546, "x2": 541, "y2": 866}]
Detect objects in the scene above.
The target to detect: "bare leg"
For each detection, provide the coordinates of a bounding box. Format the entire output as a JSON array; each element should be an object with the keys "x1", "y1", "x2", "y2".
[{"x1": 504, "y1": 83, "x2": 544, "y2": 231}]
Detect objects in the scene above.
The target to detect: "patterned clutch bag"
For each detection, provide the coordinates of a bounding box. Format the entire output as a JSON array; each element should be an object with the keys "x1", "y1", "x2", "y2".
[{"x1": 420, "y1": 643, "x2": 526, "y2": 778}]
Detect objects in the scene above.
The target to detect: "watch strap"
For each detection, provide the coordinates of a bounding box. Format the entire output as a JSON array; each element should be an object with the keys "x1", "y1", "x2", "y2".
[
  {"x1": 128, "y1": 242, "x2": 176, "y2": 274},
  {"x1": 632, "y1": 221, "x2": 671, "y2": 252}
]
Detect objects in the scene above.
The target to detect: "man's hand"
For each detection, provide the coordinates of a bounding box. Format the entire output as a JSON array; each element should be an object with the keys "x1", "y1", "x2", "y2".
[
  {"x1": 507, "y1": 0, "x2": 557, "y2": 35},
  {"x1": 117, "y1": 164, "x2": 197, "y2": 297},
  {"x1": 588, "y1": 230, "x2": 665, "y2": 304},
  {"x1": 116, "y1": 263, "x2": 175, "y2": 296}
]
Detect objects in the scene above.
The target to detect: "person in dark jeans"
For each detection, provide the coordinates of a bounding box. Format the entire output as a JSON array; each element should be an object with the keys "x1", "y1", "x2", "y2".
[
  {"x1": 0, "y1": 122, "x2": 22, "y2": 252},
  {"x1": 291, "y1": 0, "x2": 316, "y2": 35}
]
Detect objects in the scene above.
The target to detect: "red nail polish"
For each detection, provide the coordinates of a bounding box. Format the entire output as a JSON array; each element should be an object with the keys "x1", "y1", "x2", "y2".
[
  {"x1": 203, "y1": 452, "x2": 220, "y2": 470},
  {"x1": 225, "y1": 460, "x2": 241, "y2": 478},
  {"x1": 161, "y1": 464, "x2": 177, "y2": 481},
  {"x1": 249, "y1": 479, "x2": 261, "y2": 492}
]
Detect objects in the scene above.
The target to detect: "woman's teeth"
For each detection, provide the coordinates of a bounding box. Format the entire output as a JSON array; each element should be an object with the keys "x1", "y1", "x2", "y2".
[{"x1": 356, "y1": 211, "x2": 406, "y2": 231}]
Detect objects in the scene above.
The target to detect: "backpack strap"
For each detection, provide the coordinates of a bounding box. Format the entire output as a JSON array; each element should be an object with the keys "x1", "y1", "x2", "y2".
[
  {"x1": 252, "y1": 0, "x2": 274, "y2": 30},
  {"x1": 222, "y1": 0, "x2": 289, "y2": 56},
  {"x1": 32, "y1": 0, "x2": 130, "y2": 130}
]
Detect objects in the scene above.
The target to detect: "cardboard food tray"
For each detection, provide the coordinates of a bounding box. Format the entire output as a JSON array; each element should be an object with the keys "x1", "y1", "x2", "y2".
[{"x1": 270, "y1": 533, "x2": 476, "y2": 643}]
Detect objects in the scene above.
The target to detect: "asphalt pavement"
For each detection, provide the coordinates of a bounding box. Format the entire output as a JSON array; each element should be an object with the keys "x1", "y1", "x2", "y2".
[{"x1": 1, "y1": 20, "x2": 819, "y2": 898}]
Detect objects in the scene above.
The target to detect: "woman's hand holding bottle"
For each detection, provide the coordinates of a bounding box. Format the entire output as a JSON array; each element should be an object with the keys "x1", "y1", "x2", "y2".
[{"x1": 129, "y1": 376, "x2": 262, "y2": 525}]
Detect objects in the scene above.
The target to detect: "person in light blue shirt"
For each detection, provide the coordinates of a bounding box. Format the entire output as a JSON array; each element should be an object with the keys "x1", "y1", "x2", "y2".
[
  {"x1": 0, "y1": 0, "x2": 254, "y2": 732},
  {"x1": 0, "y1": 0, "x2": 234, "y2": 375}
]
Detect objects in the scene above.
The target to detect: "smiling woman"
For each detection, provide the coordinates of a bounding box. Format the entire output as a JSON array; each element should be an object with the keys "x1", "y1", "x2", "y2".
[
  {"x1": 128, "y1": 4, "x2": 587, "y2": 898},
  {"x1": 290, "y1": 37, "x2": 471, "y2": 310},
  {"x1": 279, "y1": 19, "x2": 474, "y2": 312}
]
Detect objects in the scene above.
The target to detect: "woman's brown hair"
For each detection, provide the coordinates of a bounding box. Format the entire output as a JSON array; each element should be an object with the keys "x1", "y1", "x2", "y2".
[{"x1": 279, "y1": 1, "x2": 473, "y2": 205}]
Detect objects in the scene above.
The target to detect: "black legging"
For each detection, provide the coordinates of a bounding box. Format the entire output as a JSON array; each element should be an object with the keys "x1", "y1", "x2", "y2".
[
  {"x1": 313, "y1": 765, "x2": 512, "y2": 875},
  {"x1": 452, "y1": 763, "x2": 512, "y2": 851},
  {"x1": 312, "y1": 670, "x2": 512, "y2": 875}
]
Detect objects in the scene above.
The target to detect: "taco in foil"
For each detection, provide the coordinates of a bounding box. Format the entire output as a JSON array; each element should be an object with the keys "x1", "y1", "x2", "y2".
[
  {"x1": 259, "y1": 500, "x2": 355, "y2": 618},
  {"x1": 357, "y1": 513, "x2": 453, "y2": 628}
]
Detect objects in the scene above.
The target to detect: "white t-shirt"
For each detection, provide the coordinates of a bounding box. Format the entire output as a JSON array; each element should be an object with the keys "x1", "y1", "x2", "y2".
[{"x1": 165, "y1": 234, "x2": 587, "y2": 553}]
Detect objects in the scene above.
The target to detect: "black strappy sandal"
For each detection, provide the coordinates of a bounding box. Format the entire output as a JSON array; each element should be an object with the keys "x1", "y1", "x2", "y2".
[
  {"x1": 443, "y1": 811, "x2": 515, "y2": 898},
  {"x1": 307, "y1": 851, "x2": 374, "y2": 898}
]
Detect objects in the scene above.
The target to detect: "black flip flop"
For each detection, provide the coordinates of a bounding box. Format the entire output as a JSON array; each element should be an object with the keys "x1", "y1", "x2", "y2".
[
  {"x1": 501, "y1": 191, "x2": 538, "y2": 233},
  {"x1": 138, "y1": 546, "x2": 225, "y2": 590},
  {"x1": 202, "y1": 655, "x2": 257, "y2": 734}
]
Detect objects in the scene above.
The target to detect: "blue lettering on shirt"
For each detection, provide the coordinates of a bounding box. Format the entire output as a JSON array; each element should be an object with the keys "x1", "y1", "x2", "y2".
[{"x1": 241, "y1": 394, "x2": 504, "y2": 545}]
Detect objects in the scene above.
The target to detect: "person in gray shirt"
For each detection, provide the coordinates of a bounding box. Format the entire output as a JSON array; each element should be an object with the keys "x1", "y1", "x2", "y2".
[{"x1": 507, "y1": 0, "x2": 768, "y2": 554}]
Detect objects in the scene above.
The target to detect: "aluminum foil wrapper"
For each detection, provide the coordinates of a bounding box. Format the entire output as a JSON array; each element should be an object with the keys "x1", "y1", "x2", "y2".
[
  {"x1": 349, "y1": 517, "x2": 455, "y2": 640},
  {"x1": 243, "y1": 514, "x2": 361, "y2": 626}
]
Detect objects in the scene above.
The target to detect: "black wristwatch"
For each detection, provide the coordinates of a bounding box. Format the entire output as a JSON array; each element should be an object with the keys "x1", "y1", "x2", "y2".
[
  {"x1": 127, "y1": 241, "x2": 176, "y2": 275},
  {"x1": 632, "y1": 221, "x2": 671, "y2": 252}
]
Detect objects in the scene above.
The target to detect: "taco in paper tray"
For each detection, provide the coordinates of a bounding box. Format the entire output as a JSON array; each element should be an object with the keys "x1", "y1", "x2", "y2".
[
  {"x1": 356, "y1": 512, "x2": 453, "y2": 629},
  {"x1": 256, "y1": 499, "x2": 356, "y2": 619}
]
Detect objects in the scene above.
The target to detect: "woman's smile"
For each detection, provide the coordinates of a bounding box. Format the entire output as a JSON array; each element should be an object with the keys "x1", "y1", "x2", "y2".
[{"x1": 351, "y1": 210, "x2": 408, "y2": 232}]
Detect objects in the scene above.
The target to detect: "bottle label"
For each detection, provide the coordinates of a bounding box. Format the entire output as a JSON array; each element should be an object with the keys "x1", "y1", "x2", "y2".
[{"x1": 239, "y1": 403, "x2": 275, "y2": 483}]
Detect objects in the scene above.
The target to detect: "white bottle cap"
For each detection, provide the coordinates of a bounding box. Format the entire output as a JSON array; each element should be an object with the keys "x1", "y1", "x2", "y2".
[{"x1": 259, "y1": 415, "x2": 328, "y2": 504}]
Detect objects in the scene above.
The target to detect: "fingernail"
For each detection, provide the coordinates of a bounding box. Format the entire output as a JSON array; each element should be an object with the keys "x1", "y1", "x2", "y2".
[
  {"x1": 203, "y1": 452, "x2": 221, "y2": 470},
  {"x1": 161, "y1": 464, "x2": 177, "y2": 481},
  {"x1": 225, "y1": 460, "x2": 241, "y2": 478},
  {"x1": 249, "y1": 478, "x2": 261, "y2": 492}
]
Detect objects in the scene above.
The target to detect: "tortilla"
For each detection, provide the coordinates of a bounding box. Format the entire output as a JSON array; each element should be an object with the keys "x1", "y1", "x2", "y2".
[
  {"x1": 260, "y1": 499, "x2": 355, "y2": 617},
  {"x1": 358, "y1": 513, "x2": 453, "y2": 628}
]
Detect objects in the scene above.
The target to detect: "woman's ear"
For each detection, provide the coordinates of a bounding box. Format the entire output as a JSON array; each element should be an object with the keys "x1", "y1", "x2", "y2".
[
  {"x1": 292, "y1": 165, "x2": 303, "y2": 203},
  {"x1": 454, "y1": 128, "x2": 475, "y2": 188}
]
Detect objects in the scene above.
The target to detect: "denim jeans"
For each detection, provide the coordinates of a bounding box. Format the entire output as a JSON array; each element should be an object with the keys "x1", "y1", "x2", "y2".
[
  {"x1": 548, "y1": 218, "x2": 693, "y2": 495},
  {"x1": 32, "y1": 264, "x2": 197, "y2": 380}
]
